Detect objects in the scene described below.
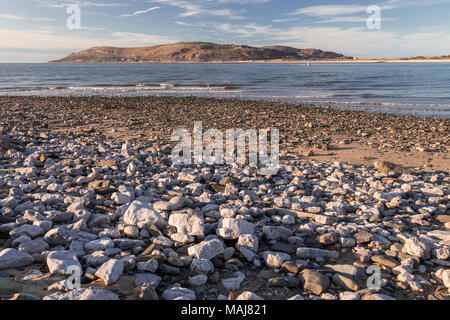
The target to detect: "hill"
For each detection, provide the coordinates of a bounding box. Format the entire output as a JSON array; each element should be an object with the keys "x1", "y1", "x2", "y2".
[{"x1": 50, "y1": 42, "x2": 352, "y2": 63}]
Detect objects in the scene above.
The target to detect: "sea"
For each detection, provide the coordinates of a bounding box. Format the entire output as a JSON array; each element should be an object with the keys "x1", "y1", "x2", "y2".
[{"x1": 0, "y1": 62, "x2": 449, "y2": 117}]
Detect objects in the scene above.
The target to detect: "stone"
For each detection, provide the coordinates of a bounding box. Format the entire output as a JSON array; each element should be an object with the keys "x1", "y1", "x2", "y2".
[
  {"x1": 262, "y1": 251, "x2": 290, "y2": 268},
  {"x1": 402, "y1": 238, "x2": 431, "y2": 259},
  {"x1": 189, "y1": 274, "x2": 208, "y2": 286},
  {"x1": 317, "y1": 232, "x2": 338, "y2": 245},
  {"x1": 325, "y1": 264, "x2": 359, "y2": 278},
  {"x1": 296, "y1": 247, "x2": 339, "y2": 260},
  {"x1": 374, "y1": 161, "x2": 409, "y2": 174},
  {"x1": 0, "y1": 278, "x2": 23, "y2": 296},
  {"x1": 281, "y1": 260, "x2": 305, "y2": 274},
  {"x1": 428, "y1": 230, "x2": 450, "y2": 242},
  {"x1": 190, "y1": 259, "x2": 215, "y2": 274},
  {"x1": 47, "y1": 251, "x2": 81, "y2": 275},
  {"x1": 221, "y1": 271, "x2": 245, "y2": 291},
  {"x1": 44, "y1": 227, "x2": 72, "y2": 246},
  {"x1": 10, "y1": 225, "x2": 44, "y2": 239},
  {"x1": 371, "y1": 255, "x2": 398, "y2": 268},
  {"x1": 187, "y1": 239, "x2": 225, "y2": 260},
  {"x1": 136, "y1": 285, "x2": 159, "y2": 300},
  {"x1": 85, "y1": 238, "x2": 114, "y2": 252},
  {"x1": 236, "y1": 291, "x2": 264, "y2": 300},
  {"x1": 123, "y1": 201, "x2": 165, "y2": 229},
  {"x1": 135, "y1": 273, "x2": 161, "y2": 288},
  {"x1": 354, "y1": 230, "x2": 373, "y2": 244},
  {"x1": 333, "y1": 274, "x2": 359, "y2": 291},
  {"x1": 237, "y1": 234, "x2": 259, "y2": 252},
  {"x1": 18, "y1": 239, "x2": 49, "y2": 255},
  {"x1": 95, "y1": 259, "x2": 124, "y2": 286},
  {"x1": 442, "y1": 270, "x2": 450, "y2": 290},
  {"x1": 162, "y1": 285, "x2": 196, "y2": 300},
  {"x1": 217, "y1": 218, "x2": 254, "y2": 240},
  {"x1": 263, "y1": 225, "x2": 293, "y2": 241},
  {"x1": 364, "y1": 293, "x2": 396, "y2": 300},
  {"x1": 111, "y1": 192, "x2": 131, "y2": 205},
  {"x1": 299, "y1": 269, "x2": 329, "y2": 296},
  {"x1": 124, "y1": 225, "x2": 139, "y2": 238},
  {"x1": 339, "y1": 292, "x2": 360, "y2": 300},
  {"x1": 168, "y1": 213, "x2": 204, "y2": 237},
  {"x1": 0, "y1": 248, "x2": 34, "y2": 270},
  {"x1": 269, "y1": 276, "x2": 299, "y2": 288},
  {"x1": 43, "y1": 287, "x2": 119, "y2": 300},
  {"x1": 137, "y1": 259, "x2": 158, "y2": 273}
]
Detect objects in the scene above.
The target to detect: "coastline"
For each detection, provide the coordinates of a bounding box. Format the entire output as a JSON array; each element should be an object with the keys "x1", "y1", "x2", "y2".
[{"x1": 47, "y1": 59, "x2": 450, "y2": 64}]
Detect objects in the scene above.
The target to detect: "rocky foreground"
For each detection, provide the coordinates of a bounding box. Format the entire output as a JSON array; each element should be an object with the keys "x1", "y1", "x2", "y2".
[
  {"x1": 0, "y1": 127, "x2": 448, "y2": 301},
  {"x1": 0, "y1": 96, "x2": 449, "y2": 301}
]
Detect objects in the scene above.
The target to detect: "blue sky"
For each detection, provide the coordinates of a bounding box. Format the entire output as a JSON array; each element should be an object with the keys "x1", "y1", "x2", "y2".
[{"x1": 1, "y1": 0, "x2": 450, "y2": 62}]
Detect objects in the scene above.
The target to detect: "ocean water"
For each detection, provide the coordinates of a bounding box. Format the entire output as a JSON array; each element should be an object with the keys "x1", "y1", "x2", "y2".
[{"x1": 0, "y1": 62, "x2": 449, "y2": 117}]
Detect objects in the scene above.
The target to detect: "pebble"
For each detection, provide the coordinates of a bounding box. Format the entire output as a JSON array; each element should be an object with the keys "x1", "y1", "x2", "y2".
[
  {"x1": 95, "y1": 259, "x2": 124, "y2": 286},
  {"x1": 0, "y1": 118, "x2": 447, "y2": 301}
]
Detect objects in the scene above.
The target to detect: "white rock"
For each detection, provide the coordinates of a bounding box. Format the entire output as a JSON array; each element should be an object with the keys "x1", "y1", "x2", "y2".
[
  {"x1": 43, "y1": 287, "x2": 119, "y2": 300},
  {"x1": 46, "y1": 251, "x2": 81, "y2": 275},
  {"x1": 402, "y1": 238, "x2": 431, "y2": 259},
  {"x1": 85, "y1": 238, "x2": 114, "y2": 252},
  {"x1": 111, "y1": 192, "x2": 131, "y2": 205},
  {"x1": 187, "y1": 239, "x2": 224, "y2": 260},
  {"x1": 95, "y1": 259, "x2": 124, "y2": 286},
  {"x1": 262, "y1": 251, "x2": 290, "y2": 268},
  {"x1": 168, "y1": 213, "x2": 204, "y2": 237},
  {"x1": 123, "y1": 200, "x2": 165, "y2": 229},
  {"x1": 288, "y1": 294, "x2": 305, "y2": 300},
  {"x1": 237, "y1": 234, "x2": 259, "y2": 252},
  {"x1": 221, "y1": 271, "x2": 245, "y2": 291},
  {"x1": 236, "y1": 291, "x2": 264, "y2": 300},
  {"x1": 339, "y1": 292, "x2": 360, "y2": 300},
  {"x1": 217, "y1": 218, "x2": 254, "y2": 240},
  {"x1": 42, "y1": 193, "x2": 63, "y2": 205},
  {"x1": 442, "y1": 270, "x2": 450, "y2": 290},
  {"x1": 162, "y1": 285, "x2": 196, "y2": 300},
  {"x1": 190, "y1": 259, "x2": 214, "y2": 274}
]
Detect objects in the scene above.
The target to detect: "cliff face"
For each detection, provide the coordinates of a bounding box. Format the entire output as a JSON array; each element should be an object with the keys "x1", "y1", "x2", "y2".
[{"x1": 50, "y1": 42, "x2": 351, "y2": 63}]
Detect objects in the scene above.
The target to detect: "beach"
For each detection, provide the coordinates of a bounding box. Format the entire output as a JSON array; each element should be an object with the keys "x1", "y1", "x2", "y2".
[{"x1": 0, "y1": 96, "x2": 449, "y2": 301}]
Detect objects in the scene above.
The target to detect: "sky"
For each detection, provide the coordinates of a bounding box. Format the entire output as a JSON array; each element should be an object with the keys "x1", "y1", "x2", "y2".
[{"x1": 1, "y1": 0, "x2": 450, "y2": 62}]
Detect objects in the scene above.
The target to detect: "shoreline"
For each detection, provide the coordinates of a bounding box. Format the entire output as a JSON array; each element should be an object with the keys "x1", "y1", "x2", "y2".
[{"x1": 46, "y1": 59, "x2": 450, "y2": 64}]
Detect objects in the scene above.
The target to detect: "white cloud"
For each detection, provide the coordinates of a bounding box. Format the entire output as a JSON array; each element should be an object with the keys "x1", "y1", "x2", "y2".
[
  {"x1": 35, "y1": 0, "x2": 126, "y2": 8},
  {"x1": 0, "y1": 14, "x2": 25, "y2": 20},
  {"x1": 109, "y1": 32, "x2": 176, "y2": 45},
  {"x1": 290, "y1": 5, "x2": 367, "y2": 17},
  {"x1": 218, "y1": 0, "x2": 270, "y2": 3},
  {"x1": 289, "y1": 0, "x2": 450, "y2": 17},
  {"x1": 316, "y1": 16, "x2": 396, "y2": 23},
  {"x1": 0, "y1": 28, "x2": 176, "y2": 55},
  {"x1": 119, "y1": 7, "x2": 160, "y2": 17},
  {"x1": 147, "y1": 0, "x2": 244, "y2": 19},
  {"x1": 0, "y1": 14, "x2": 55, "y2": 21}
]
